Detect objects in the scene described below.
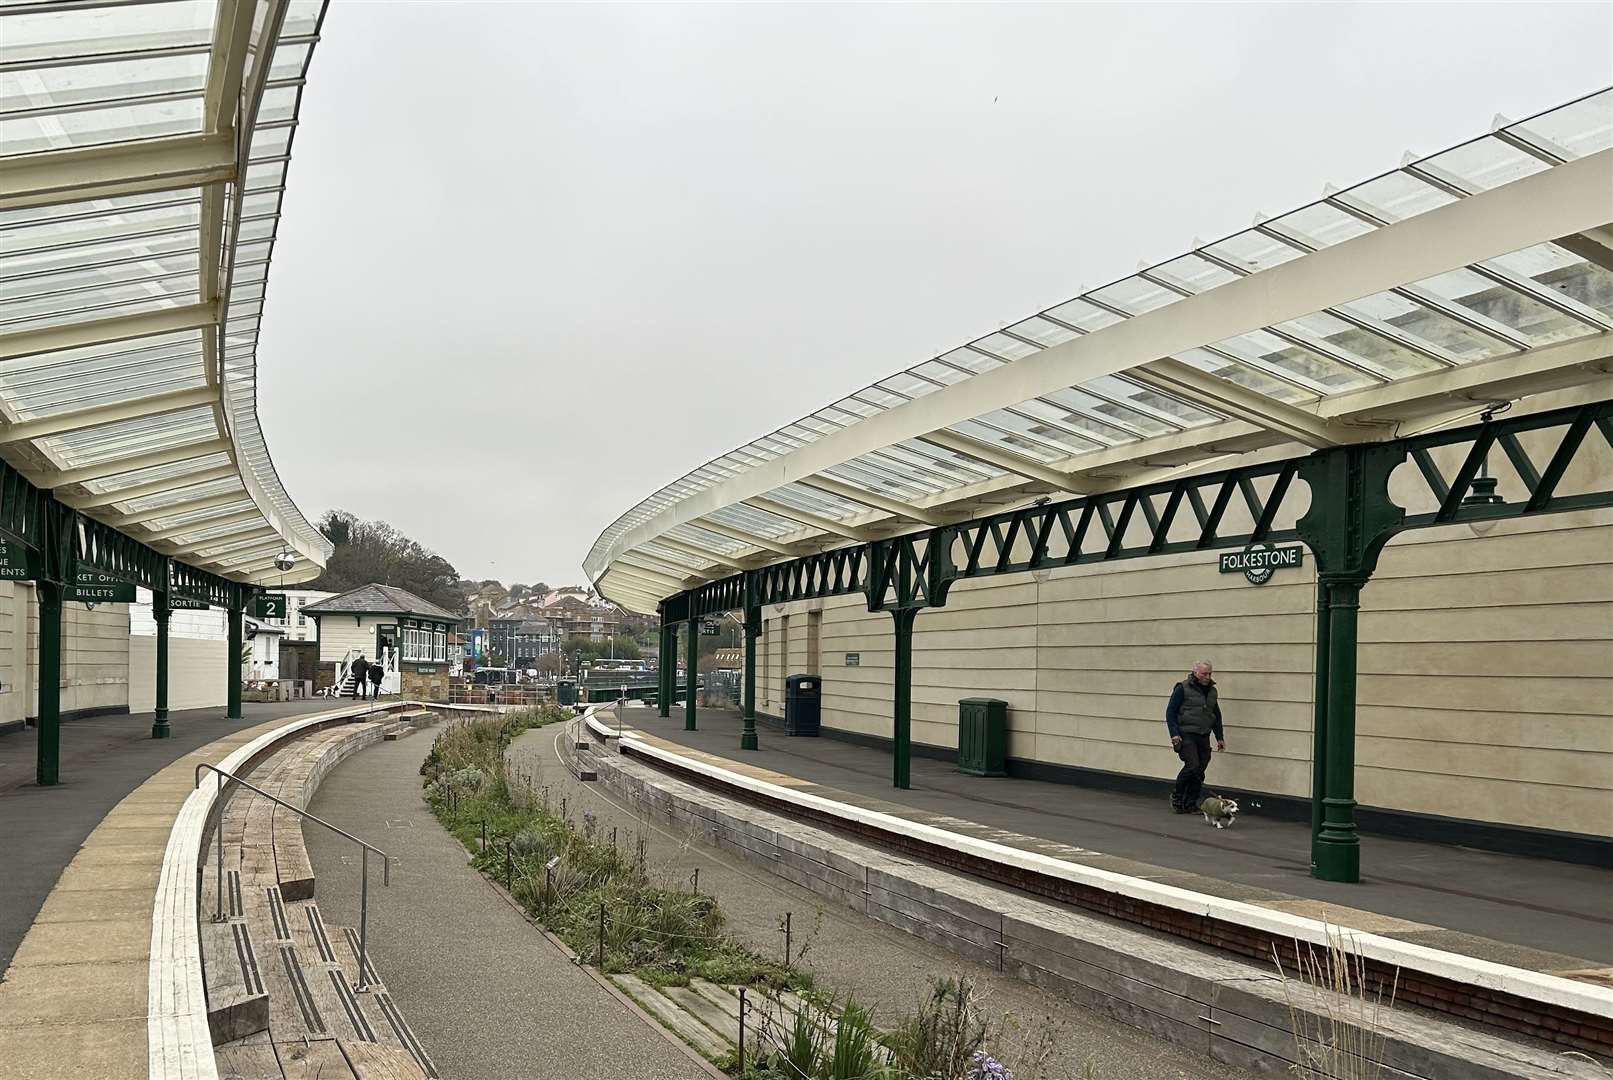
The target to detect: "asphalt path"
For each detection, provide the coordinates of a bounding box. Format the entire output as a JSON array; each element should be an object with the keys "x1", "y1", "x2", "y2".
[{"x1": 304, "y1": 728, "x2": 712, "y2": 1080}]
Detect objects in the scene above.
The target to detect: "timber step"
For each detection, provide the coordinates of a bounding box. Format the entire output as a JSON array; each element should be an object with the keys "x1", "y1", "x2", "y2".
[
  {"x1": 200, "y1": 722, "x2": 435, "y2": 1080},
  {"x1": 608, "y1": 974, "x2": 831, "y2": 1065}
]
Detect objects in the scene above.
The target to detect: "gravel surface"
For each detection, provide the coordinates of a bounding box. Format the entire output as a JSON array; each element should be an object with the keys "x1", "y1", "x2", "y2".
[
  {"x1": 508, "y1": 721, "x2": 1258, "y2": 1080},
  {"x1": 303, "y1": 728, "x2": 713, "y2": 1080}
]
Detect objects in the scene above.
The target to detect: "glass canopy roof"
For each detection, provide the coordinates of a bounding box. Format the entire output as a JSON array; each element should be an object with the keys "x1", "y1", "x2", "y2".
[
  {"x1": 0, "y1": 0, "x2": 332, "y2": 583},
  {"x1": 588, "y1": 89, "x2": 1613, "y2": 612}
]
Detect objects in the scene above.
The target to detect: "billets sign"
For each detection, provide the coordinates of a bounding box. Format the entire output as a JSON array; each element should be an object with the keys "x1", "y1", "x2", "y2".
[
  {"x1": 253, "y1": 593, "x2": 288, "y2": 620},
  {"x1": 68, "y1": 571, "x2": 135, "y2": 604},
  {"x1": 1218, "y1": 544, "x2": 1304, "y2": 586},
  {"x1": 0, "y1": 539, "x2": 31, "y2": 581}
]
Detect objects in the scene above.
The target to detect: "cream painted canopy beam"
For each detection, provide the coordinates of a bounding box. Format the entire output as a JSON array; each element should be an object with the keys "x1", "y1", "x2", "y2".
[
  {"x1": 690, "y1": 518, "x2": 802, "y2": 556},
  {"x1": 139, "y1": 508, "x2": 264, "y2": 545},
  {"x1": 41, "y1": 437, "x2": 233, "y2": 488},
  {"x1": 61, "y1": 464, "x2": 241, "y2": 511},
  {"x1": 795, "y1": 475, "x2": 949, "y2": 526},
  {"x1": 915, "y1": 430, "x2": 1089, "y2": 493},
  {"x1": 608, "y1": 563, "x2": 689, "y2": 595},
  {"x1": 743, "y1": 497, "x2": 880, "y2": 541},
  {"x1": 1127, "y1": 359, "x2": 1352, "y2": 448},
  {"x1": 0, "y1": 303, "x2": 219, "y2": 364},
  {"x1": 649, "y1": 536, "x2": 751, "y2": 572},
  {"x1": 0, "y1": 132, "x2": 236, "y2": 212},
  {"x1": 590, "y1": 149, "x2": 1613, "y2": 579},
  {"x1": 0, "y1": 386, "x2": 217, "y2": 446},
  {"x1": 111, "y1": 489, "x2": 250, "y2": 528},
  {"x1": 618, "y1": 552, "x2": 720, "y2": 583}
]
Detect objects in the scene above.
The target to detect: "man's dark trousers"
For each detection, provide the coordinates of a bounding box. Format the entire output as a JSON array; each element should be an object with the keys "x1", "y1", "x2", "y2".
[{"x1": 1173, "y1": 733, "x2": 1213, "y2": 809}]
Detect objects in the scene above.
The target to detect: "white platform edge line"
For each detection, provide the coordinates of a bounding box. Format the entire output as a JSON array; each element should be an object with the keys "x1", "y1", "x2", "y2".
[{"x1": 585, "y1": 709, "x2": 1613, "y2": 1020}]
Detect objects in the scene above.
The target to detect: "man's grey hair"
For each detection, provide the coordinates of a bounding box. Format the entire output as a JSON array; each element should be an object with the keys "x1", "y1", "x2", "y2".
[{"x1": 1192, "y1": 659, "x2": 1213, "y2": 672}]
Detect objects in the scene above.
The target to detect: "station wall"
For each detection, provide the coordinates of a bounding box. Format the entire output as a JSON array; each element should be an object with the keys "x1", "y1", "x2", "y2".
[
  {"x1": 129, "y1": 637, "x2": 228, "y2": 713},
  {"x1": 755, "y1": 389, "x2": 1613, "y2": 842},
  {"x1": 0, "y1": 581, "x2": 131, "y2": 729}
]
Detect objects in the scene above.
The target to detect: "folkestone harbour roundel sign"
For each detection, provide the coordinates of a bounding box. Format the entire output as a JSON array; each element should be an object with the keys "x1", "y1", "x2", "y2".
[{"x1": 1218, "y1": 543, "x2": 1304, "y2": 585}]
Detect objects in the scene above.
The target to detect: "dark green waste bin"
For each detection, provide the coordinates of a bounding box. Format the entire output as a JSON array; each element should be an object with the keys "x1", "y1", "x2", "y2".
[
  {"x1": 784, "y1": 674, "x2": 821, "y2": 736},
  {"x1": 556, "y1": 678, "x2": 577, "y2": 707},
  {"x1": 957, "y1": 698, "x2": 1008, "y2": 776}
]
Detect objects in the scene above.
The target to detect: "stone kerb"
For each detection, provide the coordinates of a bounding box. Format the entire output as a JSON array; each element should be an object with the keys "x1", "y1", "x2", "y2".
[
  {"x1": 147, "y1": 701, "x2": 424, "y2": 1080},
  {"x1": 580, "y1": 710, "x2": 1611, "y2": 1076},
  {"x1": 586, "y1": 711, "x2": 1612, "y2": 1027}
]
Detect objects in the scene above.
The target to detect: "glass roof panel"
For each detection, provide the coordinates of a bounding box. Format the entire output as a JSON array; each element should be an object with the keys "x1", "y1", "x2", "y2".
[
  {"x1": 767, "y1": 482, "x2": 866, "y2": 521},
  {"x1": 587, "y1": 91, "x2": 1613, "y2": 599},
  {"x1": 708, "y1": 504, "x2": 798, "y2": 539},
  {"x1": 1005, "y1": 315, "x2": 1079, "y2": 348}
]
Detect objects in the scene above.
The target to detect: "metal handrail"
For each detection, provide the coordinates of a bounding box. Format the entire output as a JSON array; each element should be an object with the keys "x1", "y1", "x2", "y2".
[{"x1": 195, "y1": 761, "x2": 391, "y2": 991}]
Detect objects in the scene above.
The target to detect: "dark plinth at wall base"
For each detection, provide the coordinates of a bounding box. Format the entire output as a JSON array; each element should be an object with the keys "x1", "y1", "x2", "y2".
[
  {"x1": 7, "y1": 705, "x2": 132, "y2": 734},
  {"x1": 755, "y1": 718, "x2": 1611, "y2": 870}
]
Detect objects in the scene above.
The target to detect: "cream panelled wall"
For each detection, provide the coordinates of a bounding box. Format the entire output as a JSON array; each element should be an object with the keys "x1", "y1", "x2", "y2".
[
  {"x1": 0, "y1": 581, "x2": 130, "y2": 727},
  {"x1": 756, "y1": 387, "x2": 1613, "y2": 838}
]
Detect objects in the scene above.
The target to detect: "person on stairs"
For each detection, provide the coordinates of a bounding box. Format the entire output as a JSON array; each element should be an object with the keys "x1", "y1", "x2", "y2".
[
  {"x1": 367, "y1": 657, "x2": 384, "y2": 700},
  {"x1": 351, "y1": 653, "x2": 370, "y2": 699}
]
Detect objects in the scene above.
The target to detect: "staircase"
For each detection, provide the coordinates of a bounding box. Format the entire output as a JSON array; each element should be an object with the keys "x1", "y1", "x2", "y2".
[{"x1": 201, "y1": 723, "x2": 438, "y2": 1080}]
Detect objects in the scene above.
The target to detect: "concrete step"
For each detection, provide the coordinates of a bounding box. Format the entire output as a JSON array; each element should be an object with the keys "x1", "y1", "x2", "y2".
[{"x1": 610, "y1": 973, "x2": 730, "y2": 1061}]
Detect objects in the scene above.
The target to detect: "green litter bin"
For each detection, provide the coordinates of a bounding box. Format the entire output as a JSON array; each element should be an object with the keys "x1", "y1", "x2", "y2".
[{"x1": 957, "y1": 698, "x2": 1008, "y2": 776}]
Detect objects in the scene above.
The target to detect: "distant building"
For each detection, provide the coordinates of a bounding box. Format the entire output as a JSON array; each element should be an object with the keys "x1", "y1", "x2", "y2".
[
  {"x1": 303, "y1": 584, "x2": 464, "y2": 699},
  {"x1": 487, "y1": 605, "x2": 562, "y2": 669},
  {"x1": 537, "y1": 590, "x2": 622, "y2": 642}
]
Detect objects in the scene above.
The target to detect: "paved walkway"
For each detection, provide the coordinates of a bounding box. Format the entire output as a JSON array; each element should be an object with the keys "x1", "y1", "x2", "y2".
[
  {"x1": 302, "y1": 729, "x2": 713, "y2": 1080},
  {"x1": 0, "y1": 699, "x2": 334, "y2": 970},
  {"x1": 509, "y1": 721, "x2": 1259, "y2": 1080},
  {"x1": 633, "y1": 707, "x2": 1613, "y2": 972},
  {"x1": 0, "y1": 702, "x2": 355, "y2": 1080}
]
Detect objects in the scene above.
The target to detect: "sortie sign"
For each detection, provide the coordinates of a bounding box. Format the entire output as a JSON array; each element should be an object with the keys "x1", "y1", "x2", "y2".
[{"x1": 1218, "y1": 544, "x2": 1304, "y2": 585}]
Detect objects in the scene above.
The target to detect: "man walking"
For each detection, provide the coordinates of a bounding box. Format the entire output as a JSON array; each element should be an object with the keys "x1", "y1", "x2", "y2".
[
  {"x1": 1167, "y1": 660, "x2": 1226, "y2": 814},
  {"x1": 351, "y1": 652, "x2": 369, "y2": 700}
]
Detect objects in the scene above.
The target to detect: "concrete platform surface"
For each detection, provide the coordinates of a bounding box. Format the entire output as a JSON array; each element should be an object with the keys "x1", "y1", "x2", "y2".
[
  {"x1": 0, "y1": 699, "x2": 336, "y2": 971},
  {"x1": 634, "y1": 706, "x2": 1613, "y2": 972}
]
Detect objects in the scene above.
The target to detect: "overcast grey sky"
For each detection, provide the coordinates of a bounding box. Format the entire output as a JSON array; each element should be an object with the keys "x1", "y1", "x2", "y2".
[{"x1": 259, "y1": 1, "x2": 1613, "y2": 587}]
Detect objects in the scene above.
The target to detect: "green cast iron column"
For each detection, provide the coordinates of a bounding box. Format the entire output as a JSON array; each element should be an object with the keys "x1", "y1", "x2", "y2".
[
  {"x1": 741, "y1": 605, "x2": 760, "y2": 751},
  {"x1": 1309, "y1": 578, "x2": 1330, "y2": 857},
  {"x1": 891, "y1": 607, "x2": 917, "y2": 790},
  {"x1": 152, "y1": 591, "x2": 171, "y2": 738},
  {"x1": 684, "y1": 618, "x2": 697, "y2": 731},
  {"x1": 35, "y1": 579, "x2": 63, "y2": 786},
  {"x1": 658, "y1": 621, "x2": 671, "y2": 717},
  {"x1": 1314, "y1": 576, "x2": 1365, "y2": 883},
  {"x1": 226, "y1": 597, "x2": 243, "y2": 720}
]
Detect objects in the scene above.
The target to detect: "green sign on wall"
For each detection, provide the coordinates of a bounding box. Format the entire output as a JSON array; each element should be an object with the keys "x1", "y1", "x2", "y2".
[
  {"x1": 170, "y1": 597, "x2": 210, "y2": 610},
  {"x1": 67, "y1": 571, "x2": 136, "y2": 604},
  {"x1": 0, "y1": 539, "x2": 30, "y2": 581},
  {"x1": 253, "y1": 593, "x2": 288, "y2": 620}
]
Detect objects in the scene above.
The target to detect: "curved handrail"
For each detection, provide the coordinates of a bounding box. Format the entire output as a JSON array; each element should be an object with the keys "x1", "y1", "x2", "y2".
[{"x1": 195, "y1": 760, "x2": 390, "y2": 990}]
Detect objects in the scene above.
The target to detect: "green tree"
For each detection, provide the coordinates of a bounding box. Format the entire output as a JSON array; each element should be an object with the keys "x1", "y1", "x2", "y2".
[{"x1": 309, "y1": 510, "x2": 464, "y2": 613}]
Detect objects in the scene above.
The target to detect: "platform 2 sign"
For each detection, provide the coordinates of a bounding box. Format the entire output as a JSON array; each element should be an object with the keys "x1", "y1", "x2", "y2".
[
  {"x1": 253, "y1": 594, "x2": 288, "y2": 620},
  {"x1": 67, "y1": 571, "x2": 136, "y2": 604},
  {"x1": 0, "y1": 539, "x2": 31, "y2": 581},
  {"x1": 1218, "y1": 544, "x2": 1304, "y2": 586}
]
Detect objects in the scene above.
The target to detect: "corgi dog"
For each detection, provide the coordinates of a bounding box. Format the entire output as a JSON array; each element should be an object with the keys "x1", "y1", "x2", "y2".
[{"x1": 1199, "y1": 795, "x2": 1239, "y2": 829}]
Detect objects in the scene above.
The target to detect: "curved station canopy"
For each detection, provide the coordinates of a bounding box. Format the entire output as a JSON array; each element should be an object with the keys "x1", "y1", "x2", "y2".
[
  {"x1": 588, "y1": 90, "x2": 1613, "y2": 615},
  {"x1": 0, "y1": 0, "x2": 332, "y2": 584}
]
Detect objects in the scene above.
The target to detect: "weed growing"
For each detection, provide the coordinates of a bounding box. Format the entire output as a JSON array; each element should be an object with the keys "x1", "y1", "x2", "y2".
[{"x1": 421, "y1": 707, "x2": 803, "y2": 994}]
